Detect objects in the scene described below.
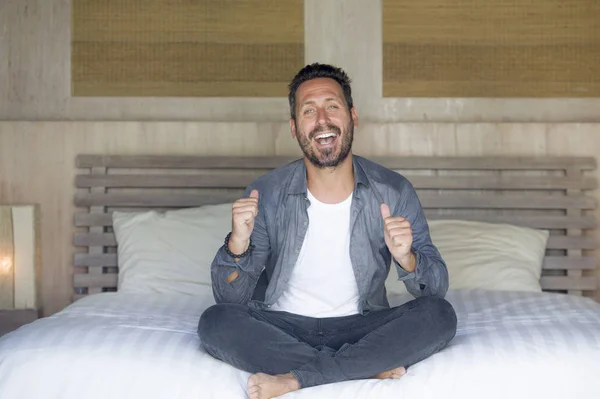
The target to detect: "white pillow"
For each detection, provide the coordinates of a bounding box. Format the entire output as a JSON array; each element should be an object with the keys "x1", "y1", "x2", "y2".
[
  {"x1": 386, "y1": 219, "x2": 549, "y2": 295},
  {"x1": 113, "y1": 203, "x2": 233, "y2": 295}
]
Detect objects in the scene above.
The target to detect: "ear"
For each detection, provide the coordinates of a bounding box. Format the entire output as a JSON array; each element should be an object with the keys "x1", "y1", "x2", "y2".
[
  {"x1": 290, "y1": 118, "x2": 297, "y2": 139},
  {"x1": 351, "y1": 107, "x2": 359, "y2": 128}
]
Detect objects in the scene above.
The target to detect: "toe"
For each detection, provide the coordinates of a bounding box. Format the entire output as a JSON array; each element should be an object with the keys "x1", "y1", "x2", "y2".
[
  {"x1": 248, "y1": 373, "x2": 260, "y2": 386},
  {"x1": 248, "y1": 384, "x2": 260, "y2": 399},
  {"x1": 390, "y1": 367, "x2": 406, "y2": 379}
]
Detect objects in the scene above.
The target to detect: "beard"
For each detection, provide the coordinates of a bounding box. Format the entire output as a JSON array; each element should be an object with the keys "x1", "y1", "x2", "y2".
[{"x1": 295, "y1": 118, "x2": 354, "y2": 169}]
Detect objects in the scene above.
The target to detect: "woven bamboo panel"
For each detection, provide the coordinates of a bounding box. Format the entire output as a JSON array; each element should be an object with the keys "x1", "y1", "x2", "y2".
[
  {"x1": 72, "y1": 0, "x2": 304, "y2": 97},
  {"x1": 383, "y1": 0, "x2": 600, "y2": 97}
]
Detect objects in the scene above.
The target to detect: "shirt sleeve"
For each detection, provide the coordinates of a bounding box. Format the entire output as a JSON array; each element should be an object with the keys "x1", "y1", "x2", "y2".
[
  {"x1": 210, "y1": 187, "x2": 271, "y2": 304},
  {"x1": 391, "y1": 181, "x2": 449, "y2": 298}
]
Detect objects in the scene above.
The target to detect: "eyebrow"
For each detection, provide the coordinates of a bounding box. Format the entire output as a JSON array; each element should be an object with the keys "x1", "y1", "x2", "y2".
[{"x1": 301, "y1": 97, "x2": 341, "y2": 107}]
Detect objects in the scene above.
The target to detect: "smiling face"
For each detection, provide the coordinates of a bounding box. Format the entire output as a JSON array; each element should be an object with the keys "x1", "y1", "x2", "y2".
[{"x1": 290, "y1": 77, "x2": 358, "y2": 169}]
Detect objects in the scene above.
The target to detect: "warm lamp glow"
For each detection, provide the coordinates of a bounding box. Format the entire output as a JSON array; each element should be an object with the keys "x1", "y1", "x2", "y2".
[
  {"x1": 0, "y1": 257, "x2": 12, "y2": 274},
  {"x1": 0, "y1": 205, "x2": 38, "y2": 309}
]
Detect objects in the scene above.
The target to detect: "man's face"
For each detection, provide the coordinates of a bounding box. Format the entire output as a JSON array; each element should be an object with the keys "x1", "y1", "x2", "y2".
[{"x1": 290, "y1": 78, "x2": 358, "y2": 169}]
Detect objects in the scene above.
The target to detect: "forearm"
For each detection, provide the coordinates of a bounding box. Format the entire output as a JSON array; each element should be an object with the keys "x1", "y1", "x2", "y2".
[
  {"x1": 392, "y1": 180, "x2": 449, "y2": 298},
  {"x1": 211, "y1": 246, "x2": 264, "y2": 304},
  {"x1": 394, "y1": 250, "x2": 416, "y2": 273},
  {"x1": 394, "y1": 247, "x2": 448, "y2": 297}
]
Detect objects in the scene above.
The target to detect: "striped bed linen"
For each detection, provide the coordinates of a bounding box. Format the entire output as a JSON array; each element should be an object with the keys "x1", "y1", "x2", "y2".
[{"x1": 0, "y1": 288, "x2": 599, "y2": 399}]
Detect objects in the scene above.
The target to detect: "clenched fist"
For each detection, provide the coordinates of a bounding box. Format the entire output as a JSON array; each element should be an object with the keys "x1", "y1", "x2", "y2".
[
  {"x1": 381, "y1": 203, "x2": 416, "y2": 272},
  {"x1": 229, "y1": 189, "x2": 259, "y2": 254}
]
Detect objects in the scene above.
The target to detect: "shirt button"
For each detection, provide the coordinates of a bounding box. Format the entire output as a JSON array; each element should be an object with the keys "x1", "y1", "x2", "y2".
[{"x1": 303, "y1": 221, "x2": 307, "y2": 226}]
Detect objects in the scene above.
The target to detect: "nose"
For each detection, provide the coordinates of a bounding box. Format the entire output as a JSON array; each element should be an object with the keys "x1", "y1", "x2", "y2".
[{"x1": 315, "y1": 107, "x2": 329, "y2": 125}]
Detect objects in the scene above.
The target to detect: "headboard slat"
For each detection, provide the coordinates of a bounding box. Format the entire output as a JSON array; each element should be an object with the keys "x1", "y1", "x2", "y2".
[
  {"x1": 75, "y1": 192, "x2": 244, "y2": 208},
  {"x1": 70, "y1": 273, "x2": 597, "y2": 293},
  {"x1": 75, "y1": 174, "x2": 597, "y2": 191},
  {"x1": 72, "y1": 253, "x2": 595, "y2": 271},
  {"x1": 565, "y1": 167, "x2": 585, "y2": 295},
  {"x1": 540, "y1": 276, "x2": 597, "y2": 291},
  {"x1": 75, "y1": 212, "x2": 596, "y2": 229},
  {"x1": 422, "y1": 214, "x2": 596, "y2": 229},
  {"x1": 75, "y1": 173, "x2": 265, "y2": 189},
  {"x1": 546, "y1": 236, "x2": 596, "y2": 250},
  {"x1": 76, "y1": 155, "x2": 299, "y2": 169},
  {"x1": 73, "y1": 232, "x2": 597, "y2": 250},
  {"x1": 74, "y1": 253, "x2": 117, "y2": 267},
  {"x1": 74, "y1": 273, "x2": 117, "y2": 288},
  {"x1": 76, "y1": 155, "x2": 597, "y2": 171},
  {"x1": 74, "y1": 233, "x2": 115, "y2": 247},
  {"x1": 543, "y1": 257, "x2": 596, "y2": 270},
  {"x1": 417, "y1": 194, "x2": 595, "y2": 210},
  {"x1": 86, "y1": 166, "x2": 107, "y2": 296},
  {"x1": 74, "y1": 192, "x2": 596, "y2": 210}
]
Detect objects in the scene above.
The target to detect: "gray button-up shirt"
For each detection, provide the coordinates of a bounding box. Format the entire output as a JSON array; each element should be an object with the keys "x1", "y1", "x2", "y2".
[{"x1": 211, "y1": 155, "x2": 448, "y2": 314}]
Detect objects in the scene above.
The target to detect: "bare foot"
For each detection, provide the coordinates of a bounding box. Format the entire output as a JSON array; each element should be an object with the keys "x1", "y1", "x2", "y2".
[
  {"x1": 372, "y1": 366, "x2": 406, "y2": 380},
  {"x1": 248, "y1": 372, "x2": 300, "y2": 399}
]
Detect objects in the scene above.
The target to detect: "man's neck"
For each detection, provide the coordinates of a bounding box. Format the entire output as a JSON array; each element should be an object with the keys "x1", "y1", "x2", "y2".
[{"x1": 305, "y1": 154, "x2": 355, "y2": 204}]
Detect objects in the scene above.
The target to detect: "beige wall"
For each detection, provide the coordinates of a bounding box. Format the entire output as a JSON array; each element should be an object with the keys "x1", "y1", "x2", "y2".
[{"x1": 1, "y1": 0, "x2": 599, "y2": 315}]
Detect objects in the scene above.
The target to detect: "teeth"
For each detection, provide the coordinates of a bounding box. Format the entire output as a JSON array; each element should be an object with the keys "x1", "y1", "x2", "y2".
[{"x1": 315, "y1": 133, "x2": 336, "y2": 139}]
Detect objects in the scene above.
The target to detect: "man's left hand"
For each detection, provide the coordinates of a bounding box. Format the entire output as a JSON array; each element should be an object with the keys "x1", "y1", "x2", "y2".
[{"x1": 380, "y1": 203, "x2": 416, "y2": 272}]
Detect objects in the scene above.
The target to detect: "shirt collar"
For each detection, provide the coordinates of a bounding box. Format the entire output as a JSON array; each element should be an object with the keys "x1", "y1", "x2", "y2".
[{"x1": 287, "y1": 155, "x2": 370, "y2": 195}]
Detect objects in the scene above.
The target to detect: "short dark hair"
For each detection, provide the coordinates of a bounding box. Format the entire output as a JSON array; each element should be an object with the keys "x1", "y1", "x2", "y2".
[{"x1": 287, "y1": 63, "x2": 353, "y2": 120}]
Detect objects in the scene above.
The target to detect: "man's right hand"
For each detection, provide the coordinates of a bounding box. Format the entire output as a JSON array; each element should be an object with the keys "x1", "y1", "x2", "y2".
[{"x1": 229, "y1": 189, "x2": 259, "y2": 254}]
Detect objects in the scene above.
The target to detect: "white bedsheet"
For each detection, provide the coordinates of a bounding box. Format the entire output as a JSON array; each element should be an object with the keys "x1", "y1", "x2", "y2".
[{"x1": 0, "y1": 289, "x2": 599, "y2": 399}]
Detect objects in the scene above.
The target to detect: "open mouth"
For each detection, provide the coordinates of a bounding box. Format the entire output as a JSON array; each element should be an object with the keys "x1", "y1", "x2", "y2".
[{"x1": 313, "y1": 132, "x2": 338, "y2": 147}]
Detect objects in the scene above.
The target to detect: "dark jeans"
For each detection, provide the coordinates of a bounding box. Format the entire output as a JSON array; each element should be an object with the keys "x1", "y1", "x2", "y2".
[{"x1": 197, "y1": 296, "x2": 457, "y2": 389}]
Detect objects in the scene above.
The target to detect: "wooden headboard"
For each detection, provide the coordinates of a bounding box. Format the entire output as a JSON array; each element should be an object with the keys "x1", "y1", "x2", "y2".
[{"x1": 73, "y1": 155, "x2": 598, "y2": 301}]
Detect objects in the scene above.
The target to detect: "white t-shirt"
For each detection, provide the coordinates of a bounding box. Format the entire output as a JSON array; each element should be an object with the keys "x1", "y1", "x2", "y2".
[{"x1": 270, "y1": 189, "x2": 360, "y2": 317}]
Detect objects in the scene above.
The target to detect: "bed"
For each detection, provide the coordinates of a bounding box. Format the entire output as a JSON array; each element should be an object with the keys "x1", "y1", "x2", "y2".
[{"x1": 0, "y1": 154, "x2": 599, "y2": 399}]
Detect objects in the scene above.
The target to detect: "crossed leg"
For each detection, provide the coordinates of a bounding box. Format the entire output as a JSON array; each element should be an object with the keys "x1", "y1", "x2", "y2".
[{"x1": 198, "y1": 296, "x2": 457, "y2": 399}]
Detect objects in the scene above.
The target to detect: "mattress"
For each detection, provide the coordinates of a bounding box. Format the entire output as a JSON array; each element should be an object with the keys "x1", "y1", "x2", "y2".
[{"x1": 0, "y1": 288, "x2": 599, "y2": 399}]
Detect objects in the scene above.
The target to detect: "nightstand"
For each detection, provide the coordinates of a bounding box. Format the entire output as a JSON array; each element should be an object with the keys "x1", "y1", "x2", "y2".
[{"x1": 0, "y1": 309, "x2": 39, "y2": 337}]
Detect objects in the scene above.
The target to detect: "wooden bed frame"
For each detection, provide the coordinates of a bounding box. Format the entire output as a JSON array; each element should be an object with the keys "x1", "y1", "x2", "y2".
[{"x1": 72, "y1": 154, "x2": 598, "y2": 301}]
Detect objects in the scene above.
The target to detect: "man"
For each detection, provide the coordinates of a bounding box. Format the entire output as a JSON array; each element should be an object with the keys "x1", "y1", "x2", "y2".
[{"x1": 198, "y1": 63, "x2": 457, "y2": 399}]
